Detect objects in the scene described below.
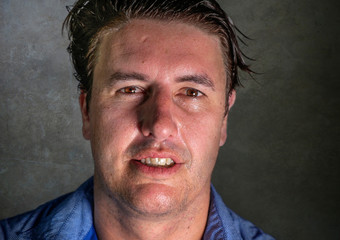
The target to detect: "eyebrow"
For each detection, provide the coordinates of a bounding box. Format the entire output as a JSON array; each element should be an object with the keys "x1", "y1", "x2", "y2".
[
  {"x1": 108, "y1": 71, "x2": 148, "y2": 85},
  {"x1": 176, "y1": 74, "x2": 215, "y2": 91},
  {"x1": 107, "y1": 71, "x2": 215, "y2": 90}
]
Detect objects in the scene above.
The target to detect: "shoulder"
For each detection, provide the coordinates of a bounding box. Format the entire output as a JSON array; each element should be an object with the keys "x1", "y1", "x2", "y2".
[
  {"x1": 207, "y1": 185, "x2": 275, "y2": 240},
  {"x1": 0, "y1": 177, "x2": 94, "y2": 240}
]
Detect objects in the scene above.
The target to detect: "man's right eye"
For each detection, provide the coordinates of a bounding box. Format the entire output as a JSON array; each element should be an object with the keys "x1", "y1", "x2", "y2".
[{"x1": 118, "y1": 86, "x2": 143, "y2": 94}]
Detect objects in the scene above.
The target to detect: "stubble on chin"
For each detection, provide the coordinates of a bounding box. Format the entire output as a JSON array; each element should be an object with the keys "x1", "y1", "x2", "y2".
[{"x1": 106, "y1": 179, "x2": 188, "y2": 219}]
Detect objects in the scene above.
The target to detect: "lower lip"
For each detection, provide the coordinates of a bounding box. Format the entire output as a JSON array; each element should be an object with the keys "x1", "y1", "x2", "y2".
[{"x1": 131, "y1": 160, "x2": 182, "y2": 177}]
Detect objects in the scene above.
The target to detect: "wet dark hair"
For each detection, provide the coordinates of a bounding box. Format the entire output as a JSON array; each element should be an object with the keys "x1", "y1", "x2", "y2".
[{"x1": 63, "y1": 0, "x2": 252, "y2": 107}]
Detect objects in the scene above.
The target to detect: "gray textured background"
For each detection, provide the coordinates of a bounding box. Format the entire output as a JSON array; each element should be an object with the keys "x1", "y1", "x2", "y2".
[{"x1": 1, "y1": 0, "x2": 339, "y2": 239}]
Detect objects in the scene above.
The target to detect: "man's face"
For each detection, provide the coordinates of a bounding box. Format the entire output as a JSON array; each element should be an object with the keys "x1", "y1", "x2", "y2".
[{"x1": 80, "y1": 19, "x2": 235, "y2": 216}]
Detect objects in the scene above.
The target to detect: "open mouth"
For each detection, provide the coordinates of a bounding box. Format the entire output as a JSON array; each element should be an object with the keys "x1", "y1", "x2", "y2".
[{"x1": 140, "y1": 157, "x2": 175, "y2": 168}]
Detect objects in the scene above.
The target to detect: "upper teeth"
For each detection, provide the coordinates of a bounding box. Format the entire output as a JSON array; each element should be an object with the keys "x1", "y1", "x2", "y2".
[{"x1": 140, "y1": 158, "x2": 174, "y2": 167}]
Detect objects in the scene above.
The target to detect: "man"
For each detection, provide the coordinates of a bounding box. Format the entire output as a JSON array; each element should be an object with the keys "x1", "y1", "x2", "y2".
[{"x1": 0, "y1": 0, "x2": 274, "y2": 239}]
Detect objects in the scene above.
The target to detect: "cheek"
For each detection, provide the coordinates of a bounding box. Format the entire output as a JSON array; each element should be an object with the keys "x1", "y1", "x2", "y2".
[
  {"x1": 180, "y1": 115, "x2": 221, "y2": 185},
  {"x1": 181, "y1": 113, "x2": 223, "y2": 158},
  {"x1": 89, "y1": 103, "x2": 138, "y2": 155}
]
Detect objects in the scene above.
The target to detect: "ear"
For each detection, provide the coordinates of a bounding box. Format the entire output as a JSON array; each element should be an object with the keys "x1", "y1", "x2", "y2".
[
  {"x1": 219, "y1": 90, "x2": 236, "y2": 146},
  {"x1": 79, "y1": 92, "x2": 91, "y2": 140},
  {"x1": 227, "y1": 89, "x2": 236, "y2": 110}
]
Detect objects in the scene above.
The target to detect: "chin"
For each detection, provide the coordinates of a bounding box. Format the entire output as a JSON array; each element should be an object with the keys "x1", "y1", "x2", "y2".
[{"x1": 124, "y1": 183, "x2": 186, "y2": 218}]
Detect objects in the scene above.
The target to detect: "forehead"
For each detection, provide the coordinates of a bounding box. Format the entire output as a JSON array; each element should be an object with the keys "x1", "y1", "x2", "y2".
[{"x1": 95, "y1": 19, "x2": 226, "y2": 87}]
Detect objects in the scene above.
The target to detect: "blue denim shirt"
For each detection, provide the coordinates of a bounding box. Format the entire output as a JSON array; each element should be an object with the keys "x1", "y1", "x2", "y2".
[{"x1": 0, "y1": 177, "x2": 275, "y2": 239}]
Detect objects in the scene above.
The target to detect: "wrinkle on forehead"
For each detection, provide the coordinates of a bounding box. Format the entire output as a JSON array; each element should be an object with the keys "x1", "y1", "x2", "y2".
[
  {"x1": 94, "y1": 19, "x2": 226, "y2": 91},
  {"x1": 105, "y1": 19, "x2": 221, "y2": 53}
]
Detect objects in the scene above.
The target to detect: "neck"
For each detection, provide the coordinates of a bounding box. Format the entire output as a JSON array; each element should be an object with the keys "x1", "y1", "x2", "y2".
[{"x1": 93, "y1": 182, "x2": 211, "y2": 240}]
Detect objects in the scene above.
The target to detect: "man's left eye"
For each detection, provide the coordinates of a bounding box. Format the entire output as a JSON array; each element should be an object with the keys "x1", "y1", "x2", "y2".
[
  {"x1": 185, "y1": 88, "x2": 203, "y2": 97},
  {"x1": 118, "y1": 86, "x2": 142, "y2": 94}
]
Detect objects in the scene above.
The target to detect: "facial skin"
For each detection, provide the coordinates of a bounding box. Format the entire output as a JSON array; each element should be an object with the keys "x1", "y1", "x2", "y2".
[{"x1": 80, "y1": 19, "x2": 235, "y2": 238}]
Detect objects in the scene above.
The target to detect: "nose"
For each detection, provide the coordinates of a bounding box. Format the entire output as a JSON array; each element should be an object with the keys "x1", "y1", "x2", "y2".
[{"x1": 139, "y1": 92, "x2": 177, "y2": 140}]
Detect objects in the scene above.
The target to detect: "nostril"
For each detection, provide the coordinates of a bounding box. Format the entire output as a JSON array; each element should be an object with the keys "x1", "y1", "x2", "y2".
[
  {"x1": 139, "y1": 108, "x2": 177, "y2": 139},
  {"x1": 138, "y1": 91, "x2": 177, "y2": 139},
  {"x1": 138, "y1": 106, "x2": 156, "y2": 137}
]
